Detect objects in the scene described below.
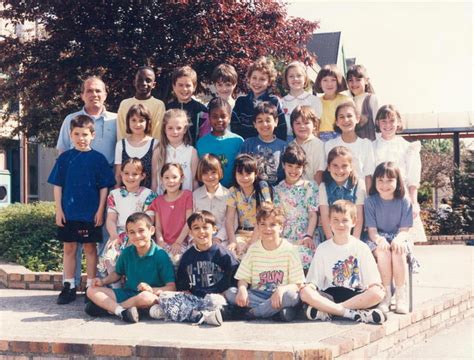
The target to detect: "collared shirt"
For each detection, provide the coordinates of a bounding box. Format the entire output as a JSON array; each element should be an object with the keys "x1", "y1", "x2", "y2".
[
  {"x1": 193, "y1": 184, "x2": 230, "y2": 241},
  {"x1": 291, "y1": 135, "x2": 326, "y2": 181},
  {"x1": 115, "y1": 241, "x2": 175, "y2": 291},
  {"x1": 319, "y1": 179, "x2": 366, "y2": 206},
  {"x1": 56, "y1": 107, "x2": 117, "y2": 165},
  {"x1": 281, "y1": 91, "x2": 322, "y2": 137}
]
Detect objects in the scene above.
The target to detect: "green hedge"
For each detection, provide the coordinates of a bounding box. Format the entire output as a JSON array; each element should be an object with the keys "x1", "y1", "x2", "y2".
[{"x1": 0, "y1": 202, "x2": 62, "y2": 271}]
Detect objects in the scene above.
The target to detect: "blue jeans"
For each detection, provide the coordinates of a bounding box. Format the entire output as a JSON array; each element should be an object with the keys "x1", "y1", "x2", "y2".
[{"x1": 224, "y1": 287, "x2": 300, "y2": 318}]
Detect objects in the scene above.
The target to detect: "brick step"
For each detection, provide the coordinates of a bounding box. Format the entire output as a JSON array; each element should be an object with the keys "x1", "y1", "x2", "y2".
[{"x1": 1, "y1": 288, "x2": 471, "y2": 359}]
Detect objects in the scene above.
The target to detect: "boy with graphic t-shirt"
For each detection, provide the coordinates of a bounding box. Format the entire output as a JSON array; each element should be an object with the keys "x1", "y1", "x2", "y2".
[
  {"x1": 224, "y1": 205, "x2": 304, "y2": 322},
  {"x1": 300, "y1": 200, "x2": 386, "y2": 324},
  {"x1": 148, "y1": 211, "x2": 239, "y2": 326},
  {"x1": 239, "y1": 102, "x2": 287, "y2": 185}
]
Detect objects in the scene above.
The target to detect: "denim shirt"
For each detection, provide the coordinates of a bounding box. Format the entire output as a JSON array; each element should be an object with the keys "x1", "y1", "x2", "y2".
[
  {"x1": 56, "y1": 107, "x2": 117, "y2": 165},
  {"x1": 326, "y1": 178, "x2": 358, "y2": 205}
]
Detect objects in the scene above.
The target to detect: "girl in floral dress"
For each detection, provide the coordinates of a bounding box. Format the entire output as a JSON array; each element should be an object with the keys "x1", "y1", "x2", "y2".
[
  {"x1": 98, "y1": 158, "x2": 156, "y2": 283},
  {"x1": 274, "y1": 144, "x2": 319, "y2": 271}
]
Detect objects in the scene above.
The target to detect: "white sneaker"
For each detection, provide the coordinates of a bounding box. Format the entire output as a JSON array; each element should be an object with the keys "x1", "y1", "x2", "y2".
[
  {"x1": 196, "y1": 309, "x2": 223, "y2": 326},
  {"x1": 304, "y1": 304, "x2": 332, "y2": 321},
  {"x1": 149, "y1": 304, "x2": 165, "y2": 320},
  {"x1": 395, "y1": 286, "x2": 409, "y2": 314},
  {"x1": 353, "y1": 309, "x2": 386, "y2": 324},
  {"x1": 378, "y1": 289, "x2": 392, "y2": 313}
]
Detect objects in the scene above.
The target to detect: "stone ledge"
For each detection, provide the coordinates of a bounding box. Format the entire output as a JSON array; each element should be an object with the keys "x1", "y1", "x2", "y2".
[
  {"x1": 0, "y1": 289, "x2": 471, "y2": 360},
  {"x1": 418, "y1": 234, "x2": 474, "y2": 245},
  {"x1": 0, "y1": 262, "x2": 86, "y2": 291}
]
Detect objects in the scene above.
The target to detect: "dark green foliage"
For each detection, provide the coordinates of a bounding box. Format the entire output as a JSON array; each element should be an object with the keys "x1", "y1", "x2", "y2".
[
  {"x1": 0, "y1": 1, "x2": 319, "y2": 146},
  {"x1": 0, "y1": 202, "x2": 62, "y2": 271}
]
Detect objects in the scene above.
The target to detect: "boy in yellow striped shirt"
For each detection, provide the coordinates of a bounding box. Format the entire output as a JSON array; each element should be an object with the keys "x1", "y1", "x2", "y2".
[{"x1": 224, "y1": 205, "x2": 304, "y2": 321}]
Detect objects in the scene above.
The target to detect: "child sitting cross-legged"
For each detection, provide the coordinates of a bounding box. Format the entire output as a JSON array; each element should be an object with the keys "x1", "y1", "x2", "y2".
[
  {"x1": 224, "y1": 205, "x2": 304, "y2": 322},
  {"x1": 85, "y1": 213, "x2": 176, "y2": 323},
  {"x1": 148, "y1": 211, "x2": 239, "y2": 326},
  {"x1": 300, "y1": 200, "x2": 387, "y2": 324}
]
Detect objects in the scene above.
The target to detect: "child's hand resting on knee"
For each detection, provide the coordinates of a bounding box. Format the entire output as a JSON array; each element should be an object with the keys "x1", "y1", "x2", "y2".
[
  {"x1": 236, "y1": 287, "x2": 249, "y2": 307},
  {"x1": 271, "y1": 287, "x2": 283, "y2": 309}
]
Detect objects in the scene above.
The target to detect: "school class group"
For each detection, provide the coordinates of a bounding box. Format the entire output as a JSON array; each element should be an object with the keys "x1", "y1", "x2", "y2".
[{"x1": 48, "y1": 56, "x2": 424, "y2": 327}]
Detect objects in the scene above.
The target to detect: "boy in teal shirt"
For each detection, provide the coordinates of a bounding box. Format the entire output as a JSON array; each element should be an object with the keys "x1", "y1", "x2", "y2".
[{"x1": 85, "y1": 213, "x2": 175, "y2": 323}]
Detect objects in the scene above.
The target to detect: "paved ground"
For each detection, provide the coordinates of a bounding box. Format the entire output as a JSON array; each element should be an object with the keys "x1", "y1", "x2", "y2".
[
  {"x1": 394, "y1": 317, "x2": 474, "y2": 359},
  {"x1": 0, "y1": 245, "x2": 472, "y2": 352}
]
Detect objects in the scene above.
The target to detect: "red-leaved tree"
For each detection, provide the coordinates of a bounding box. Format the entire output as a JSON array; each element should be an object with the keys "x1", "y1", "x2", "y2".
[{"x1": 0, "y1": 0, "x2": 319, "y2": 145}]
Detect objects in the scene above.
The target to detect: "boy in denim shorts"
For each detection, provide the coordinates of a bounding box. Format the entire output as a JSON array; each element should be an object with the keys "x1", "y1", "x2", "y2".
[{"x1": 48, "y1": 115, "x2": 115, "y2": 305}]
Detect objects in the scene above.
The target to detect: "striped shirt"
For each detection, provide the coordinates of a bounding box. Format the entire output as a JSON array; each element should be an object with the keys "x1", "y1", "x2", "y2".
[{"x1": 235, "y1": 239, "x2": 304, "y2": 292}]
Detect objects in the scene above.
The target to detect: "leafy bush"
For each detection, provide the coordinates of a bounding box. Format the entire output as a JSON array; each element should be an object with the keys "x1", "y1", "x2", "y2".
[{"x1": 0, "y1": 202, "x2": 62, "y2": 271}]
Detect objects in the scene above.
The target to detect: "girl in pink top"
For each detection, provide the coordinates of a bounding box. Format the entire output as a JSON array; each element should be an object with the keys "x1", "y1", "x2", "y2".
[{"x1": 149, "y1": 163, "x2": 193, "y2": 263}]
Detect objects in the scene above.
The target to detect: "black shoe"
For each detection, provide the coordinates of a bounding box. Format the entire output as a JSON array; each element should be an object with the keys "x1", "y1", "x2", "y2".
[
  {"x1": 57, "y1": 282, "x2": 77, "y2": 305},
  {"x1": 279, "y1": 307, "x2": 297, "y2": 322},
  {"x1": 220, "y1": 304, "x2": 248, "y2": 321},
  {"x1": 120, "y1": 307, "x2": 139, "y2": 323},
  {"x1": 84, "y1": 301, "x2": 108, "y2": 317}
]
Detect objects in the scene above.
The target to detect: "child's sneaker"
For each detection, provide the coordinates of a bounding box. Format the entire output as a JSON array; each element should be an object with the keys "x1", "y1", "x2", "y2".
[
  {"x1": 395, "y1": 286, "x2": 409, "y2": 314},
  {"x1": 378, "y1": 290, "x2": 392, "y2": 314},
  {"x1": 149, "y1": 304, "x2": 165, "y2": 320},
  {"x1": 353, "y1": 309, "x2": 386, "y2": 324},
  {"x1": 84, "y1": 301, "x2": 108, "y2": 317},
  {"x1": 120, "y1": 307, "x2": 139, "y2": 323},
  {"x1": 278, "y1": 307, "x2": 297, "y2": 322},
  {"x1": 57, "y1": 282, "x2": 77, "y2": 305},
  {"x1": 195, "y1": 309, "x2": 223, "y2": 326},
  {"x1": 303, "y1": 304, "x2": 332, "y2": 321}
]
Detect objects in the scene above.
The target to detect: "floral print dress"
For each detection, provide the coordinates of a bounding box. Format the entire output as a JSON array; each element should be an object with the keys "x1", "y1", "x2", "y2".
[{"x1": 274, "y1": 180, "x2": 319, "y2": 270}]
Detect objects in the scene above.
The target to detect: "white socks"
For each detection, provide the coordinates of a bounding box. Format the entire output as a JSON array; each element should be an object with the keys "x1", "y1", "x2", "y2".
[
  {"x1": 114, "y1": 305, "x2": 125, "y2": 317},
  {"x1": 343, "y1": 308, "x2": 357, "y2": 319},
  {"x1": 86, "y1": 278, "x2": 93, "y2": 288},
  {"x1": 64, "y1": 278, "x2": 75, "y2": 288}
]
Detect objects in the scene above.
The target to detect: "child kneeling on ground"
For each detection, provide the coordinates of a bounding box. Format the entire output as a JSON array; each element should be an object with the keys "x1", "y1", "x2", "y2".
[
  {"x1": 84, "y1": 213, "x2": 176, "y2": 323},
  {"x1": 224, "y1": 205, "x2": 304, "y2": 322},
  {"x1": 148, "y1": 211, "x2": 239, "y2": 326},
  {"x1": 300, "y1": 200, "x2": 387, "y2": 324}
]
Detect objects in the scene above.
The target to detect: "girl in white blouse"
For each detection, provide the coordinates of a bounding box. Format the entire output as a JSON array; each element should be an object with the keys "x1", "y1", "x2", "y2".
[
  {"x1": 193, "y1": 154, "x2": 231, "y2": 245},
  {"x1": 372, "y1": 104, "x2": 426, "y2": 243}
]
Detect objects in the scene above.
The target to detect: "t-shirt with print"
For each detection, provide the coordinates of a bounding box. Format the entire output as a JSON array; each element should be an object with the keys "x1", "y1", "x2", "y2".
[
  {"x1": 240, "y1": 136, "x2": 287, "y2": 186},
  {"x1": 115, "y1": 241, "x2": 175, "y2": 291},
  {"x1": 107, "y1": 186, "x2": 156, "y2": 232},
  {"x1": 306, "y1": 236, "x2": 381, "y2": 291},
  {"x1": 235, "y1": 239, "x2": 304, "y2": 292},
  {"x1": 226, "y1": 181, "x2": 272, "y2": 229},
  {"x1": 176, "y1": 244, "x2": 239, "y2": 298},
  {"x1": 196, "y1": 131, "x2": 244, "y2": 188},
  {"x1": 364, "y1": 194, "x2": 413, "y2": 234}
]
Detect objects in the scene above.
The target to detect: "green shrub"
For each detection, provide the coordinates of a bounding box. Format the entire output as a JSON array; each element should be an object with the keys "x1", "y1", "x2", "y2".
[{"x1": 0, "y1": 202, "x2": 62, "y2": 271}]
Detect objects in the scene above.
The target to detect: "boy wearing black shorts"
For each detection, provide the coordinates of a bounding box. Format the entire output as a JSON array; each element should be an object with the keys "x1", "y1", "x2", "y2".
[
  {"x1": 48, "y1": 115, "x2": 115, "y2": 304},
  {"x1": 300, "y1": 200, "x2": 387, "y2": 324}
]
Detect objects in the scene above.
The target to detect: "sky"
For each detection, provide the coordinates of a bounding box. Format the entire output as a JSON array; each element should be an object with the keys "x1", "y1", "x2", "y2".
[{"x1": 287, "y1": 0, "x2": 473, "y2": 115}]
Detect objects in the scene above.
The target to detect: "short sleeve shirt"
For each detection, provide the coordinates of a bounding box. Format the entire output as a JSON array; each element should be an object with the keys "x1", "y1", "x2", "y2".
[
  {"x1": 107, "y1": 187, "x2": 156, "y2": 230},
  {"x1": 226, "y1": 181, "x2": 272, "y2": 229},
  {"x1": 48, "y1": 149, "x2": 115, "y2": 222},
  {"x1": 364, "y1": 194, "x2": 413, "y2": 234},
  {"x1": 196, "y1": 131, "x2": 244, "y2": 187},
  {"x1": 235, "y1": 240, "x2": 305, "y2": 292},
  {"x1": 149, "y1": 190, "x2": 193, "y2": 244},
  {"x1": 325, "y1": 137, "x2": 375, "y2": 178},
  {"x1": 306, "y1": 236, "x2": 381, "y2": 291},
  {"x1": 115, "y1": 242, "x2": 175, "y2": 291}
]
